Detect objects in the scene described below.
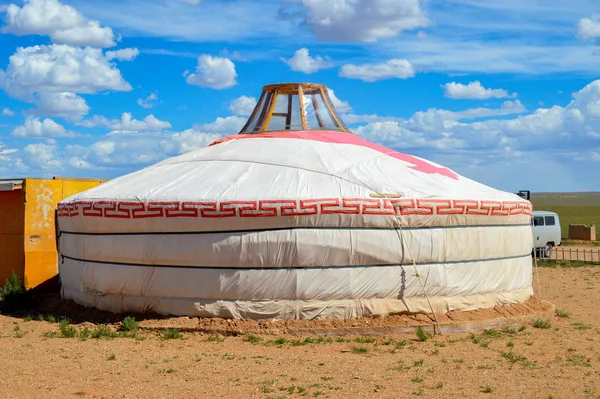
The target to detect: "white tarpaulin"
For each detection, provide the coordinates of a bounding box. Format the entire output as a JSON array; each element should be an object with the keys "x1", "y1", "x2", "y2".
[{"x1": 56, "y1": 131, "x2": 534, "y2": 320}]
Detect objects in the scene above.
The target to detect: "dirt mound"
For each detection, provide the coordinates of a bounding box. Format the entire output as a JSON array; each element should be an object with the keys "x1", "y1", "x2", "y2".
[
  {"x1": 137, "y1": 298, "x2": 554, "y2": 336},
  {"x1": 3, "y1": 288, "x2": 554, "y2": 336}
]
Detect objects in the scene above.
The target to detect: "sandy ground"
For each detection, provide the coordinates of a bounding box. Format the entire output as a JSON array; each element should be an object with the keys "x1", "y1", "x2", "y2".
[{"x1": 1, "y1": 265, "x2": 600, "y2": 399}]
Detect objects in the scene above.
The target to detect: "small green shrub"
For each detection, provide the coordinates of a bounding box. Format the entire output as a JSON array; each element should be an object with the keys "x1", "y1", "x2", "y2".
[
  {"x1": 555, "y1": 309, "x2": 570, "y2": 318},
  {"x1": 120, "y1": 316, "x2": 139, "y2": 332},
  {"x1": 59, "y1": 320, "x2": 77, "y2": 338},
  {"x1": 162, "y1": 328, "x2": 183, "y2": 340},
  {"x1": 107, "y1": 353, "x2": 116, "y2": 361},
  {"x1": 0, "y1": 271, "x2": 31, "y2": 311},
  {"x1": 43, "y1": 331, "x2": 58, "y2": 338},
  {"x1": 416, "y1": 326, "x2": 431, "y2": 342},
  {"x1": 91, "y1": 325, "x2": 117, "y2": 339},
  {"x1": 532, "y1": 318, "x2": 551, "y2": 329},
  {"x1": 0, "y1": 271, "x2": 25, "y2": 299},
  {"x1": 79, "y1": 327, "x2": 91, "y2": 341}
]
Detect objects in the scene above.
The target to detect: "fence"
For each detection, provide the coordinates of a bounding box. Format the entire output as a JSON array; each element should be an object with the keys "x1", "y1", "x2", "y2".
[{"x1": 537, "y1": 247, "x2": 600, "y2": 263}]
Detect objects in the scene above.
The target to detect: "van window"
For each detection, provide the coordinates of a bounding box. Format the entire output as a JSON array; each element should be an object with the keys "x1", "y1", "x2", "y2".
[
  {"x1": 545, "y1": 216, "x2": 555, "y2": 226},
  {"x1": 533, "y1": 216, "x2": 544, "y2": 226}
]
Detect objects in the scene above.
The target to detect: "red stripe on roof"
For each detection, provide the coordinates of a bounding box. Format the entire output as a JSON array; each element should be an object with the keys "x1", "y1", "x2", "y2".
[{"x1": 209, "y1": 131, "x2": 459, "y2": 180}]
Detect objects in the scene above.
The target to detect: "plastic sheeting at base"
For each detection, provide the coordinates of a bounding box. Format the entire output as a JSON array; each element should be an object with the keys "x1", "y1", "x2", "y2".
[{"x1": 61, "y1": 285, "x2": 534, "y2": 320}]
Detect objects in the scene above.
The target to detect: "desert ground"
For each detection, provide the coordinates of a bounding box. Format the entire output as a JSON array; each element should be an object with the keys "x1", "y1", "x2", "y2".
[{"x1": 0, "y1": 263, "x2": 599, "y2": 399}]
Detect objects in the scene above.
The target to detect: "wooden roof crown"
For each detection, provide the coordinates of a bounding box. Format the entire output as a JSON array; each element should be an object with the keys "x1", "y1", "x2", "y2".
[{"x1": 238, "y1": 83, "x2": 352, "y2": 134}]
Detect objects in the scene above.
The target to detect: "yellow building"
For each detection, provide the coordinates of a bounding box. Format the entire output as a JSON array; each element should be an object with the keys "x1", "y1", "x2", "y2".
[{"x1": 0, "y1": 177, "x2": 106, "y2": 289}]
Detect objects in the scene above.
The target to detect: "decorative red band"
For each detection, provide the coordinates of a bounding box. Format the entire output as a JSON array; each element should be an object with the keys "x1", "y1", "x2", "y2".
[{"x1": 57, "y1": 198, "x2": 533, "y2": 219}]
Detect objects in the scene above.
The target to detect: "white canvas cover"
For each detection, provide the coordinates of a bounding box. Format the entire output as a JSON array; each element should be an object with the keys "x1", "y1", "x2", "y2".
[{"x1": 56, "y1": 130, "x2": 534, "y2": 320}]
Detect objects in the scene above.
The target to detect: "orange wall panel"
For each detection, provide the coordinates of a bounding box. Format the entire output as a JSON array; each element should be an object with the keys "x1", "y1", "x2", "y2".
[
  {"x1": 22, "y1": 178, "x2": 106, "y2": 288},
  {"x1": 0, "y1": 177, "x2": 106, "y2": 290}
]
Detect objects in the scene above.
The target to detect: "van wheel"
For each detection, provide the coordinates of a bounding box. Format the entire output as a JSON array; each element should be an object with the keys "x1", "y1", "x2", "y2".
[{"x1": 543, "y1": 243, "x2": 552, "y2": 258}]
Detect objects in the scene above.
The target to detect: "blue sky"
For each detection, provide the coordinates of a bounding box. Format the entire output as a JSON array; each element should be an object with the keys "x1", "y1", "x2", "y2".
[{"x1": 1, "y1": 0, "x2": 600, "y2": 193}]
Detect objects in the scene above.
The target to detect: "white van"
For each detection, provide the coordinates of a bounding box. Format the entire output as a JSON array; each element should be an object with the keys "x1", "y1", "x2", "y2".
[{"x1": 531, "y1": 211, "x2": 562, "y2": 257}]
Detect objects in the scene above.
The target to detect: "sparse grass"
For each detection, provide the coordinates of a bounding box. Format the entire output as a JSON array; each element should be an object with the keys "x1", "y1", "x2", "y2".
[
  {"x1": 481, "y1": 385, "x2": 495, "y2": 393},
  {"x1": 166, "y1": 368, "x2": 175, "y2": 373},
  {"x1": 571, "y1": 322, "x2": 592, "y2": 330},
  {"x1": 413, "y1": 359, "x2": 424, "y2": 367},
  {"x1": 395, "y1": 339, "x2": 408, "y2": 349},
  {"x1": 533, "y1": 318, "x2": 551, "y2": 329},
  {"x1": 392, "y1": 360, "x2": 412, "y2": 372},
  {"x1": 244, "y1": 334, "x2": 263, "y2": 344},
  {"x1": 46, "y1": 315, "x2": 56, "y2": 323},
  {"x1": 161, "y1": 329, "x2": 183, "y2": 340},
  {"x1": 566, "y1": 354, "x2": 591, "y2": 367},
  {"x1": 354, "y1": 337, "x2": 376, "y2": 344},
  {"x1": 23, "y1": 315, "x2": 32, "y2": 322},
  {"x1": 350, "y1": 346, "x2": 368, "y2": 354},
  {"x1": 555, "y1": 309, "x2": 570, "y2": 318},
  {"x1": 501, "y1": 351, "x2": 527, "y2": 364},
  {"x1": 107, "y1": 353, "x2": 116, "y2": 361},
  {"x1": 435, "y1": 383, "x2": 443, "y2": 389},
  {"x1": 205, "y1": 334, "x2": 224, "y2": 342},
  {"x1": 13, "y1": 325, "x2": 25, "y2": 338},
  {"x1": 43, "y1": 331, "x2": 58, "y2": 338},
  {"x1": 411, "y1": 376, "x2": 423, "y2": 383},
  {"x1": 537, "y1": 260, "x2": 600, "y2": 268}
]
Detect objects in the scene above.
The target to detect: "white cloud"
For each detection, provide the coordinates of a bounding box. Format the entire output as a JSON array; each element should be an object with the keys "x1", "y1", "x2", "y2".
[
  {"x1": 63, "y1": 128, "x2": 221, "y2": 170},
  {"x1": 0, "y1": 44, "x2": 131, "y2": 99},
  {"x1": 196, "y1": 116, "x2": 246, "y2": 134},
  {"x1": 228, "y1": 95, "x2": 256, "y2": 116},
  {"x1": 577, "y1": 13, "x2": 600, "y2": 40},
  {"x1": 33, "y1": 92, "x2": 89, "y2": 117},
  {"x1": 105, "y1": 48, "x2": 139, "y2": 61},
  {"x1": 12, "y1": 115, "x2": 74, "y2": 138},
  {"x1": 0, "y1": 142, "x2": 18, "y2": 159},
  {"x1": 22, "y1": 142, "x2": 62, "y2": 169},
  {"x1": 328, "y1": 89, "x2": 352, "y2": 113},
  {"x1": 1, "y1": 108, "x2": 15, "y2": 116},
  {"x1": 185, "y1": 54, "x2": 237, "y2": 89},
  {"x1": 299, "y1": 0, "x2": 430, "y2": 42},
  {"x1": 339, "y1": 59, "x2": 415, "y2": 82},
  {"x1": 78, "y1": 112, "x2": 171, "y2": 132},
  {"x1": 443, "y1": 81, "x2": 516, "y2": 100},
  {"x1": 0, "y1": 44, "x2": 131, "y2": 117},
  {"x1": 1, "y1": 0, "x2": 116, "y2": 48},
  {"x1": 281, "y1": 48, "x2": 333, "y2": 74},
  {"x1": 161, "y1": 128, "x2": 222, "y2": 154},
  {"x1": 137, "y1": 93, "x2": 159, "y2": 109}
]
